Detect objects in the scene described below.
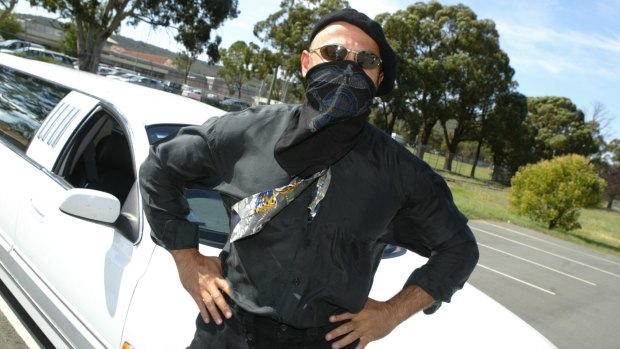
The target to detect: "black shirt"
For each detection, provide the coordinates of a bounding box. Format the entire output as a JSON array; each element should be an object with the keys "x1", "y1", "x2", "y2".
[{"x1": 139, "y1": 104, "x2": 478, "y2": 328}]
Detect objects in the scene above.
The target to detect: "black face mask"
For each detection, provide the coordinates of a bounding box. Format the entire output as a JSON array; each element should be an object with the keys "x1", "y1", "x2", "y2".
[{"x1": 274, "y1": 60, "x2": 377, "y2": 178}]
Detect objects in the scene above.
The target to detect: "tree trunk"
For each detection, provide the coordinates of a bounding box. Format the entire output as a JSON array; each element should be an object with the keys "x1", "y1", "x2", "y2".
[
  {"x1": 0, "y1": 0, "x2": 17, "y2": 22},
  {"x1": 267, "y1": 65, "x2": 279, "y2": 105},
  {"x1": 444, "y1": 151, "x2": 456, "y2": 171},
  {"x1": 416, "y1": 121, "x2": 435, "y2": 159},
  {"x1": 608, "y1": 199, "x2": 614, "y2": 210},
  {"x1": 470, "y1": 138, "x2": 483, "y2": 178}
]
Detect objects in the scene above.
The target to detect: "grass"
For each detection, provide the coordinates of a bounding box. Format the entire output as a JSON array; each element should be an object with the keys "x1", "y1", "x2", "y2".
[
  {"x1": 418, "y1": 151, "x2": 493, "y2": 181},
  {"x1": 440, "y1": 170, "x2": 620, "y2": 257}
]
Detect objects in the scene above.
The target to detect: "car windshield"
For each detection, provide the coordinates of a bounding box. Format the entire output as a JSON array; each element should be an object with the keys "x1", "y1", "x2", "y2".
[{"x1": 146, "y1": 124, "x2": 229, "y2": 248}]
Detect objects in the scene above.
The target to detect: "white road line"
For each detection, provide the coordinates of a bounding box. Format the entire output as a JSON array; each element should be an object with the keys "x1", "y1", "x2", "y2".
[
  {"x1": 473, "y1": 226, "x2": 620, "y2": 279},
  {"x1": 479, "y1": 242, "x2": 597, "y2": 286},
  {"x1": 476, "y1": 221, "x2": 620, "y2": 267},
  {"x1": 0, "y1": 291, "x2": 42, "y2": 349},
  {"x1": 477, "y1": 263, "x2": 556, "y2": 295}
]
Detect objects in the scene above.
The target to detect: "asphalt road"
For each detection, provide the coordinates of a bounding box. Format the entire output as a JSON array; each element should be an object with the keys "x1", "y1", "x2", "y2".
[
  {"x1": 2, "y1": 220, "x2": 620, "y2": 349},
  {"x1": 467, "y1": 220, "x2": 620, "y2": 349}
]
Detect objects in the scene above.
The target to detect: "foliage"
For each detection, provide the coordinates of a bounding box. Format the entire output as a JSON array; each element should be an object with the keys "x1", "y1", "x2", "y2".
[
  {"x1": 486, "y1": 91, "x2": 532, "y2": 184},
  {"x1": 510, "y1": 154, "x2": 606, "y2": 230},
  {"x1": 0, "y1": 10, "x2": 20, "y2": 39},
  {"x1": 526, "y1": 96, "x2": 601, "y2": 160},
  {"x1": 378, "y1": 1, "x2": 515, "y2": 170},
  {"x1": 253, "y1": 0, "x2": 349, "y2": 100},
  {"x1": 28, "y1": 0, "x2": 238, "y2": 72},
  {"x1": 58, "y1": 22, "x2": 78, "y2": 57},
  {"x1": 0, "y1": 0, "x2": 17, "y2": 22},
  {"x1": 174, "y1": 52, "x2": 197, "y2": 84},
  {"x1": 218, "y1": 41, "x2": 259, "y2": 98},
  {"x1": 602, "y1": 167, "x2": 620, "y2": 209}
]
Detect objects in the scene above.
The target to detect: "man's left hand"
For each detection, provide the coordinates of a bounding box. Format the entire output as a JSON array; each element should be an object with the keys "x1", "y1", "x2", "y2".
[{"x1": 325, "y1": 298, "x2": 397, "y2": 349}]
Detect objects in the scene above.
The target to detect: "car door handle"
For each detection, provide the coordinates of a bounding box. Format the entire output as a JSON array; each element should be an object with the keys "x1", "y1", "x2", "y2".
[{"x1": 29, "y1": 198, "x2": 46, "y2": 222}]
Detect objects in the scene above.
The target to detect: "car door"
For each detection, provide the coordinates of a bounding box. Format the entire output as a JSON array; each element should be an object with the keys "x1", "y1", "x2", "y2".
[
  {"x1": 0, "y1": 64, "x2": 70, "y2": 276},
  {"x1": 12, "y1": 91, "x2": 150, "y2": 349}
]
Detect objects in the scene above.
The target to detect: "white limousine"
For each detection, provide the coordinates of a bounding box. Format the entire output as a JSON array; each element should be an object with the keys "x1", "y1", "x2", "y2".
[{"x1": 0, "y1": 53, "x2": 557, "y2": 349}]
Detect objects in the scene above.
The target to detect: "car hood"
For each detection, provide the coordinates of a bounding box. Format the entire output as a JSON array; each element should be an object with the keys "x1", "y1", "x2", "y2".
[{"x1": 367, "y1": 251, "x2": 557, "y2": 348}]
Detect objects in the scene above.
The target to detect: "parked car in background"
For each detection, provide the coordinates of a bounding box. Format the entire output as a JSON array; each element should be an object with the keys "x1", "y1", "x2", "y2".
[
  {"x1": 221, "y1": 97, "x2": 251, "y2": 111},
  {"x1": 97, "y1": 64, "x2": 118, "y2": 76},
  {"x1": 129, "y1": 76, "x2": 165, "y2": 90},
  {"x1": 181, "y1": 86, "x2": 203, "y2": 101},
  {"x1": 0, "y1": 39, "x2": 45, "y2": 51},
  {"x1": 0, "y1": 53, "x2": 556, "y2": 349},
  {"x1": 163, "y1": 80, "x2": 183, "y2": 94},
  {"x1": 13, "y1": 46, "x2": 77, "y2": 68}
]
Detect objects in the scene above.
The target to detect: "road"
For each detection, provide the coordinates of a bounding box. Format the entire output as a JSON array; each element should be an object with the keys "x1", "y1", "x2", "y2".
[
  {"x1": 467, "y1": 220, "x2": 620, "y2": 349},
  {"x1": 2, "y1": 220, "x2": 620, "y2": 348}
]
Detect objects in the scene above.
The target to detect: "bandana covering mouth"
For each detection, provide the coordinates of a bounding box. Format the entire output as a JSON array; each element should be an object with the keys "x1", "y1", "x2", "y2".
[{"x1": 274, "y1": 60, "x2": 377, "y2": 178}]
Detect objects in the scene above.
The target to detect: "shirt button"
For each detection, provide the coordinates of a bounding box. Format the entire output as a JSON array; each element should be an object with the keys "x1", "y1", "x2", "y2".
[
  {"x1": 280, "y1": 324, "x2": 288, "y2": 332},
  {"x1": 293, "y1": 277, "x2": 301, "y2": 286}
]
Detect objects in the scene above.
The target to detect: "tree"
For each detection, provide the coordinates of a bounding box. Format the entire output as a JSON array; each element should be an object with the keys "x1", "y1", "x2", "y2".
[
  {"x1": 602, "y1": 167, "x2": 620, "y2": 210},
  {"x1": 436, "y1": 4, "x2": 515, "y2": 172},
  {"x1": 0, "y1": 0, "x2": 17, "y2": 22},
  {"x1": 510, "y1": 154, "x2": 605, "y2": 230},
  {"x1": 174, "y1": 52, "x2": 197, "y2": 84},
  {"x1": 219, "y1": 41, "x2": 259, "y2": 98},
  {"x1": 378, "y1": 2, "x2": 448, "y2": 154},
  {"x1": 28, "y1": 0, "x2": 238, "y2": 72},
  {"x1": 0, "y1": 2, "x2": 20, "y2": 40},
  {"x1": 379, "y1": 2, "x2": 515, "y2": 169},
  {"x1": 600, "y1": 139, "x2": 620, "y2": 209},
  {"x1": 253, "y1": 0, "x2": 349, "y2": 101},
  {"x1": 57, "y1": 22, "x2": 78, "y2": 57},
  {"x1": 486, "y1": 92, "x2": 532, "y2": 184},
  {"x1": 526, "y1": 96, "x2": 600, "y2": 160}
]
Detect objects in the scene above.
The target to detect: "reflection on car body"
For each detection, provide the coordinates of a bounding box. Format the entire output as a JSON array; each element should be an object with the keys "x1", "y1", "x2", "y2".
[{"x1": 0, "y1": 53, "x2": 556, "y2": 349}]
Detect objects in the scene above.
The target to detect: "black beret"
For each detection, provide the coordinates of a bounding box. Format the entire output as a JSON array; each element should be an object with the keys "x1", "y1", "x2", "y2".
[{"x1": 309, "y1": 8, "x2": 396, "y2": 96}]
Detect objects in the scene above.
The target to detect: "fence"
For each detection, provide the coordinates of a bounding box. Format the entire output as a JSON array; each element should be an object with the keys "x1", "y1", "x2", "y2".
[{"x1": 410, "y1": 144, "x2": 507, "y2": 183}]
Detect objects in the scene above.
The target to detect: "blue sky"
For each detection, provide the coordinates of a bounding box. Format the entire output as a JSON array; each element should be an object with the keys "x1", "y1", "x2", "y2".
[{"x1": 16, "y1": 0, "x2": 620, "y2": 141}]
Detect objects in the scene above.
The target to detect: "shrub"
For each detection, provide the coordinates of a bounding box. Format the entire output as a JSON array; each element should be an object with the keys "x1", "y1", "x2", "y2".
[{"x1": 510, "y1": 154, "x2": 606, "y2": 230}]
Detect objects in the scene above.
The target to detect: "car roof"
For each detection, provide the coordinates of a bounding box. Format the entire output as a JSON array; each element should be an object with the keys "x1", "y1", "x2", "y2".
[{"x1": 0, "y1": 53, "x2": 224, "y2": 127}]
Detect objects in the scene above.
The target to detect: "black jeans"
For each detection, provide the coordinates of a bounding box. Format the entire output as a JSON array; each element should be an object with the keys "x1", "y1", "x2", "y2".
[{"x1": 189, "y1": 302, "x2": 359, "y2": 349}]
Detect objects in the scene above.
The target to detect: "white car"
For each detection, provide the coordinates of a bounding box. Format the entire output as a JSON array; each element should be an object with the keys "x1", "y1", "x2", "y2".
[{"x1": 0, "y1": 53, "x2": 556, "y2": 349}]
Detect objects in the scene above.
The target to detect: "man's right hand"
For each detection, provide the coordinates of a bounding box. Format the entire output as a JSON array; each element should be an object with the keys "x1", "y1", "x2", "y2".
[{"x1": 170, "y1": 248, "x2": 232, "y2": 325}]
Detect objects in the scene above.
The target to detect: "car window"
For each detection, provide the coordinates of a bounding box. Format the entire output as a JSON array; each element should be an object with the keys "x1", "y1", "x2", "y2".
[
  {"x1": 0, "y1": 64, "x2": 70, "y2": 151},
  {"x1": 146, "y1": 124, "x2": 230, "y2": 248}
]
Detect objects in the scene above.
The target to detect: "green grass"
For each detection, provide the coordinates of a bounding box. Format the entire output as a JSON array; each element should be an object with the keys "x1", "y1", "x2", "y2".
[
  {"x1": 441, "y1": 170, "x2": 620, "y2": 257},
  {"x1": 419, "y1": 152, "x2": 493, "y2": 181}
]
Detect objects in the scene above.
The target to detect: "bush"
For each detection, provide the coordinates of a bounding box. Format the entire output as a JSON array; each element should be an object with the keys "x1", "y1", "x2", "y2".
[
  {"x1": 0, "y1": 13, "x2": 22, "y2": 40},
  {"x1": 510, "y1": 154, "x2": 606, "y2": 230}
]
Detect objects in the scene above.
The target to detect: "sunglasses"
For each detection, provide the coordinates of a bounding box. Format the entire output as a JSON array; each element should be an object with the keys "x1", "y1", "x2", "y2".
[{"x1": 308, "y1": 44, "x2": 382, "y2": 69}]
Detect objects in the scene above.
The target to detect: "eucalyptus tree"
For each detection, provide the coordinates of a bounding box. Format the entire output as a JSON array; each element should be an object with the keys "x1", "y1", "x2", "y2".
[
  {"x1": 526, "y1": 96, "x2": 600, "y2": 160},
  {"x1": 380, "y1": 2, "x2": 515, "y2": 169},
  {"x1": 435, "y1": 4, "x2": 515, "y2": 171},
  {"x1": 219, "y1": 41, "x2": 260, "y2": 99},
  {"x1": 28, "y1": 0, "x2": 238, "y2": 72},
  {"x1": 485, "y1": 91, "x2": 531, "y2": 184},
  {"x1": 0, "y1": 0, "x2": 17, "y2": 21},
  {"x1": 378, "y1": 1, "x2": 448, "y2": 155},
  {"x1": 253, "y1": 0, "x2": 349, "y2": 100}
]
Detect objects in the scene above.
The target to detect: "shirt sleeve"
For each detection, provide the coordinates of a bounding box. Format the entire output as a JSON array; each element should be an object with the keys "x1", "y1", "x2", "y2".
[
  {"x1": 139, "y1": 118, "x2": 223, "y2": 250},
  {"x1": 387, "y1": 159, "x2": 479, "y2": 314}
]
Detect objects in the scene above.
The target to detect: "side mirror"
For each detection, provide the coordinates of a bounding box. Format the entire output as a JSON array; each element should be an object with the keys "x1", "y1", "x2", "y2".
[{"x1": 59, "y1": 188, "x2": 120, "y2": 223}]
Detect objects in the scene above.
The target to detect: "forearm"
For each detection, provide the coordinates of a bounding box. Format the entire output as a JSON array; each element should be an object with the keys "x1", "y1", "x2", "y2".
[{"x1": 385, "y1": 285, "x2": 435, "y2": 326}]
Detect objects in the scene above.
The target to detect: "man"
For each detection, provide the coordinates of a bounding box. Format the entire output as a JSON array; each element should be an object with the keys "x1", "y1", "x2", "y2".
[{"x1": 139, "y1": 8, "x2": 478, "y2": 349}]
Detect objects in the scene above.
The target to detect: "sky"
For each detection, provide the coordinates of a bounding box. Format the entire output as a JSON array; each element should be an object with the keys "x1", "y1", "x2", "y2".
[{"x1": 15, "y1": 0, "x2": 620, "y2": 141}]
